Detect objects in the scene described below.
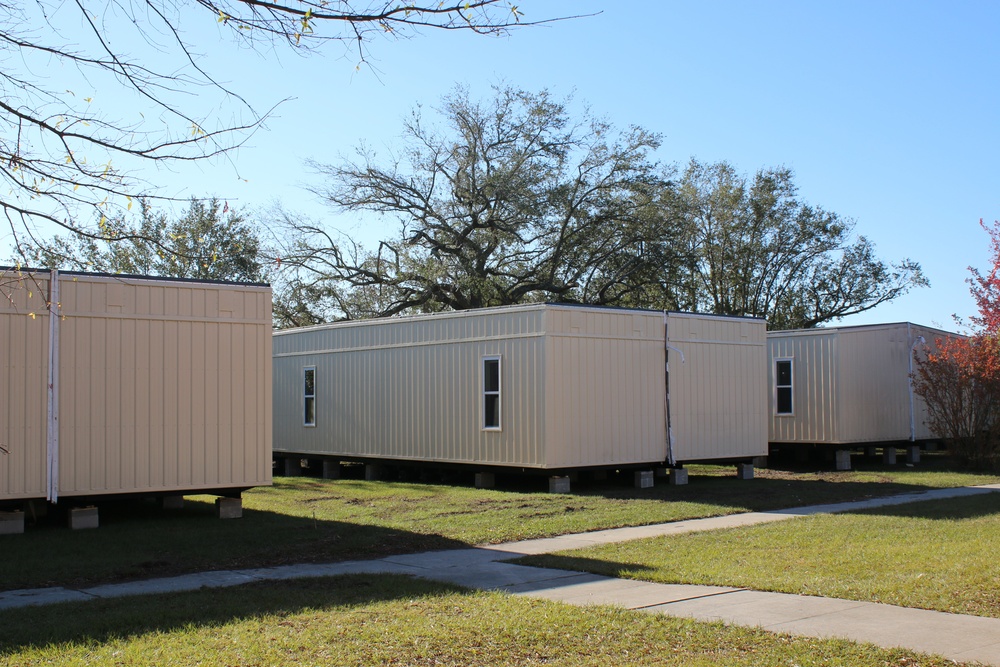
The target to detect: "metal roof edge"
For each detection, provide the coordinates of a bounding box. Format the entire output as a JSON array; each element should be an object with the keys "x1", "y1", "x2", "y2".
[
  {"x1": 0, "y1": 266, "x2": 270, "y2": 289},
  {"x1": 767, "y1": 321, "x2": 964, "y2": 338}
]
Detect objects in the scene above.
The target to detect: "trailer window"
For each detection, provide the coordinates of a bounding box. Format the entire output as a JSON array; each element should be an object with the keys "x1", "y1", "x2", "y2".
[
  {"x1": 304, "y1": 366, "x2": 316, "y2": 426},
  {"x1": 775, "y1": 359, "x2": 793, "y2": 415},
  {"x1": 482, "y1": 356, "x2": 501, "y2": 430}
]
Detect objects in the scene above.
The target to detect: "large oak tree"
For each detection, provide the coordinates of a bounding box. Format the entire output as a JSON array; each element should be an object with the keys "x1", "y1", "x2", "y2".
[
  {"x1": 277, "y1": 84, "x2": 672, "y2": 324},
  {"x1": 649, "y1": 160, "x2": 927, "y2": 329},
  {"x1": 277, "y1": 87, "x2": 927, "y2": 329}
]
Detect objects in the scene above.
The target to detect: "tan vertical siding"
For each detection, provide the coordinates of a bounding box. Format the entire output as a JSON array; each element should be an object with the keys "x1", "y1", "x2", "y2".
[
  {"x1": 0, "y1": 272, "x2": 50, "y2": 499},
  {"x1": 274, "y1": 305, "x2": 772, "y2": 469},
  {"x1": 543, "y1": 307, "x2": 666, "y2": 467},
  {"x1": 768, "y1": 323, "x2": 951, "y2": 445},
  {"x1": 1, "y1": 271, "x2": 272, "y2": 502},
  {"x1": 666, "y1": 313, "x2": 768, "y2": 460},
  {"x1": 273, "y1": 306, "x2": 548, "y2": 467},
  {"x1": 767, "y1": 331, "x2": 839, "y2": 443},
  {"x1": 835, "y1": 325, "x2": 911, "y2": 442}
]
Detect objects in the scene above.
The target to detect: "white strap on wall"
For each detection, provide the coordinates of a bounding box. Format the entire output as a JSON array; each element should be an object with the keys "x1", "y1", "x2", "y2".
[{"x1": 46, "y1": 270, "x2": 60, "y2": 503}]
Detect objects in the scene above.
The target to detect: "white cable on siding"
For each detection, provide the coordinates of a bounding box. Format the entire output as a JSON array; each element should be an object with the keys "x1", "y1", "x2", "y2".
[{"x1": 46, "y1": 270, "x2": 60, "y2": 503}]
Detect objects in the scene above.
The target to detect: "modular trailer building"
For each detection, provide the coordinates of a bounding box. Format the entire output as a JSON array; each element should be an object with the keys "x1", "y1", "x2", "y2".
[
  {"x1": 767, "y1": 322, "x2": 955, "y2": 467},
  {"x1": 272, "y1": 304, "x2": 767, "y2": 479},
  {"x1": 0, "y1": 269, "x2": 273, "y2": 526}
]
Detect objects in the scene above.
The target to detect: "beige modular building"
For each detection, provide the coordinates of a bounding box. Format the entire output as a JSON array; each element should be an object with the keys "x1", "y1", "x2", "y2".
[
  {"x1": 767, "y1": 322, "x2": 955, "y2": 465},
  {"x1": 272, "y1": 304, "x2": 767, "y2": 475},
  {"x1": 0, "y1": 269, "x2": 272, "y2": 518}
]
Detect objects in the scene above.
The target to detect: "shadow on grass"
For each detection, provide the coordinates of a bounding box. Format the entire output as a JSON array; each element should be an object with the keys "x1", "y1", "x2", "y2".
[
  {"x1": 0, "y1": 574, "x2": 462, "y2": 655},
  {"x1": 0, "y1": 499, "x2": 468, "y2": 592},
  {"x1": 5, "y1": 454, "x2": 993, "y2": 594},
  {"x1": 570, "y1": 474, "x2": 956, "y2": 512},
  {"x1": 292, "y1": 455, "x2": 991, "y2": 510}
]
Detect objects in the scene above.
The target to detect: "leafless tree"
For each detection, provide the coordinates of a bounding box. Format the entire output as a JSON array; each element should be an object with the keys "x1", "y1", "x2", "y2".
[{"x1": 0, "y1": 1, "x2": 572, "y2": 263}]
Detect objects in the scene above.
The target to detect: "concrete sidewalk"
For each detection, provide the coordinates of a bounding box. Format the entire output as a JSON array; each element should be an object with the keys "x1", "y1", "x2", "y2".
[{"x1": 3, "y1": 483, "x2": 1000, "y2": 664}]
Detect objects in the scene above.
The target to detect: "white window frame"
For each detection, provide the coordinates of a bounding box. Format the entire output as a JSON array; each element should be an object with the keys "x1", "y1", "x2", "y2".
[
  {"x1": 482, "y1": 355, "x2": 502, "y2": 431},
  {"x1": 774, "y1": 358, "x2": 794, "y2": 416},
  {"x1": 303, "y1": 366, "x2": 317, "y2": 427}
]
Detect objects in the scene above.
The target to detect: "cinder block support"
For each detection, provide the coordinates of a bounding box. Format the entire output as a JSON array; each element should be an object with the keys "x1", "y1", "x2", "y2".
[
  {"x1": 475, "y1": 472, "x2": 495, "y2": 489},
  {"x1": 69, "y1": 506, "x2": 99, "y2": 530},
  {"x1": 669, "y1": 467, "x2": 689, "y2": 486},
  {"x1": 736, "y1": 462, "x2": 755, "y2": 480},
  {"x1": 282, "y1": 457, "x2": 302, "y2": 477},
  {"x1": 634, "y1": 470, "x2": 654, "y2": 489},
  {"x1": 752, "y1": 456, "x2": 768, "y2": 469},
  {"x1": 549, "y1": 476, "x2": 571, "y2": 494},
  {"x1": 322, "y1": 461, "x2": 341, "y2": 480},
  {"x1": 161, "y1": 495, "x2": 185, "y2": 510},
  {"x1": 883, "y1": 447, "x2": 897, "y2": 465},
  {"x1": 365, "y1": 463, "x2": 385, "y2": 481},
  {"x1": 0, "y1": 511, "x2": 24, "y2": 535},
  {"x1": 215, "y1": 497, "x2": 242, "y2": 519},
  {"x1": 907, "y1": 445, "x2": 921, "y2": 464},
  {"x1": 834, "y1": 449, "x2": 852, "y2": 471}
]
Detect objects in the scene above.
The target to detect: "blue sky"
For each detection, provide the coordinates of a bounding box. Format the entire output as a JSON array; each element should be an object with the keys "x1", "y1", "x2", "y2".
[{"x1": 19, "y1": 1, "x2": 999, "y2": 329}]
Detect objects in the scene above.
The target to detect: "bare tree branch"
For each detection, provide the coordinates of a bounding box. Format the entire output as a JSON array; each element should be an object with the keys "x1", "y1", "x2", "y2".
[{"x1": 0, "y1": 1, "x2": 581, "y2": 263}]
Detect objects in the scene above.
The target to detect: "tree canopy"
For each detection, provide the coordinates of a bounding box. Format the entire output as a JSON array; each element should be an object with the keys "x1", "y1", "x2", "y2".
[
  {"x1": 276, "y1": 85, "x2": 671, "y2": 324},
  {"x1": 652, "y1": 160, "x2": 927, "y2": 329},
  {"x1": 28, "y1": 198, "x2": 269, "y2": 284},
  {"x1": 275, "y1": 86, "x2": 927, "y2": 329},
  {"x1": 0, "y1": 1, "x2": 564, "y2": 262}
]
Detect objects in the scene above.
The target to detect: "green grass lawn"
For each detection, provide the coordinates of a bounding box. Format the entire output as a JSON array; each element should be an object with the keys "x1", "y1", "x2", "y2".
[
  {"x1": 519, "y1": 492, "x2": 1000, "y2": 618},
  {"x1": 2, "y1": 458, "x2": 997, "y2": 592},
  {"x1": 0, "y1": 574, "x2": 965, "y2": 667}
]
